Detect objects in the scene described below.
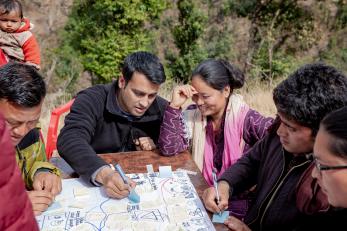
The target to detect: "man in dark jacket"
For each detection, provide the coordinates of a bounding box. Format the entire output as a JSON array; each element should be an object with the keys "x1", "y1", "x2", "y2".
[
  {"x1": 57, "y1": 51, "x2": 168, "y2": 199},
  {"x1": 202, "y1": 63, "x2": 347, "y2": 231}
]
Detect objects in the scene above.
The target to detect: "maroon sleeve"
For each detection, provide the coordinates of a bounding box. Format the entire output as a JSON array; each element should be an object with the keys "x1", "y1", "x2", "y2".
[
  {"x1": 0, "y1": 114, "x2": 39, "y2": 231},
  {"x1": 158, "y1": 105, "x2": 189, "y2": 156},
  {"x1": 242, "y1": 109, "x2": 274, "y2": 153}
]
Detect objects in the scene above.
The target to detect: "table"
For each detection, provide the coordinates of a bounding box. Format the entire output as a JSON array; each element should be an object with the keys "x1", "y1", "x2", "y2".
[{"x1": 51, "y1": 150, "x2": 229, "y2": 231}]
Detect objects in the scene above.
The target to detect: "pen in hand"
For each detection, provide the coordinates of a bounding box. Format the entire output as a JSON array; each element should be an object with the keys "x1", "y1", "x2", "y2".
[
  {"x1": 113, "y1": 162, "x2": 140, "y2": 203},
  {"x1": 114, "y1": 163, "x2": 129, "y2": 186},
  {"x1": 212, "y1": 168, "x2": 222, "y2": 216}
]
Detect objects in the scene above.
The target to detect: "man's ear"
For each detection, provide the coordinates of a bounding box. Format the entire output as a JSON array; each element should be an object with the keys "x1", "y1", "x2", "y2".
[{"x1": 118, "y1": 75, "x2": 126, "y2": 89}]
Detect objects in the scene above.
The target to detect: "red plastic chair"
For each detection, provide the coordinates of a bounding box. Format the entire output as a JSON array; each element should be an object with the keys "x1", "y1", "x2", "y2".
[
  {"x1": 0, "y1": 49, "x2": 8, "y2": 67},
  {"x1": 45, "y1": 99, "x2": 75, "y2": 160}
]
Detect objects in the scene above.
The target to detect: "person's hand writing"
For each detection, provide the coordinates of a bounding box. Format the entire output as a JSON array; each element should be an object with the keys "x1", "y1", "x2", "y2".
[
  {"x1": 134, "y1": 137, "x2": 156, "y2": 151},
  {"x1": 27, "y1": 190, "x2": 54, "y2": 216},
  {"x1": 202, "y1": 181, "x2": 230, "y2": 213},
  {"x1": 170, "y1": 85, "x2": 197, "y2": 109},
  {"x1": 224, "y1": 216, "x2": 251, "y2": 231},
  {"x1": 96, "y1": 167, "x2": 136, "y2": 199},
  {"x1": 33, "y1": 172, "x2": 62, "y2": 196}
]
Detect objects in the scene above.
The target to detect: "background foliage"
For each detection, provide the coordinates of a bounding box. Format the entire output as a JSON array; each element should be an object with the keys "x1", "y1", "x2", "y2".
[
  {"x1": 165, "y1": 0, "x2": 208, "y2": 83},
  {"x1": 56, "y1": 0, "x2": 347, "y2": 89},
  {"x1": 58, "y1": 0, "x2": 167, "y2": 84}
]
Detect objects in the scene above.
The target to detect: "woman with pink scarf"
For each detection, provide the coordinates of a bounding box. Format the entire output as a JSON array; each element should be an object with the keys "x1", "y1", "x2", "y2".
[{"x1": 158, "y1": 59, "x2": 273, "y2": 218}]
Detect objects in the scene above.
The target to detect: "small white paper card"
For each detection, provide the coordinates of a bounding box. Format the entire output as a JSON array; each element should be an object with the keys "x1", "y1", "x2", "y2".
[{"x1": 159, "y1": 165, "x2": 173, "y2": 178}]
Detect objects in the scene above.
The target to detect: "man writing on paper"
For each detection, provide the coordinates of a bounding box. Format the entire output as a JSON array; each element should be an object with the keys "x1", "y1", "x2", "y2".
[
  {"x1": 0, "y1": 63, "x2": 61, "y2": 215},
  {"x1": 58, "y1": 51, "x2": 168, "y2": 199}
]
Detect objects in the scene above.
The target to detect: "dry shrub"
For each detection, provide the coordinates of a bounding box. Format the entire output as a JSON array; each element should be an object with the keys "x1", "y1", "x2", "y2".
[{"x1": 239, "y1": 78, "x2": 279, "y2": 117}]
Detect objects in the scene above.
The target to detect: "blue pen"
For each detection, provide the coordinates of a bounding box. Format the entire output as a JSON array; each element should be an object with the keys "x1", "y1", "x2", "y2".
[
  {"x1": 212, "y1": 168, "x2": 222, "y2": 216},
  {"x1": 113, "y1": 163, "x2": 140, "y2": 203},
  {"x1": 114, "y1": 164, "x2": 129, "y2": 184}
]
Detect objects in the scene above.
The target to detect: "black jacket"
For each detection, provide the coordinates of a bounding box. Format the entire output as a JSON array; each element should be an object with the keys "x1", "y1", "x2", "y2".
[
  {"x1": 219, "y1": 133, "x2": 312, "y2": 231},
  {"x1": 57, "y1": 81, "x2": 168, "y2": 183},
  {"x1": 293, "y1": 208, "x2": 347, "y2": 231}
]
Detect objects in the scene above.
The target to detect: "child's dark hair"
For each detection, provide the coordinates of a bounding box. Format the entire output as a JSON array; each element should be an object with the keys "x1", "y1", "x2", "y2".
[
  {"x1": 0, "y1": 0, "x2": 23, "y2": 18},
  {"x1": 192, "y1": 59, "x2": 245, "y2": 92}
]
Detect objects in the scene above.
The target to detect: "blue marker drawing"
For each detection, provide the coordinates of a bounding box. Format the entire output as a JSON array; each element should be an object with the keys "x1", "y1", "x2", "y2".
[{"x1": 114, "y1": 163, "x2": 140, "y2": 203}]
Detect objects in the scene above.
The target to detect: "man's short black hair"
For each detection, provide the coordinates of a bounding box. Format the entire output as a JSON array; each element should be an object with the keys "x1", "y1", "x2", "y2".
[
  {"x1": 121, "y1": 51, "x2": 166, "y2": 85},
  {"x1": 0, "y1": 63, "x2": 46, "y2": 107},
  {"x1": 0, "y1": 0, "x2": 23, "y2": 18},
  {"x1": 273, "y1": 62, "x2": 347, "y2": 135}
]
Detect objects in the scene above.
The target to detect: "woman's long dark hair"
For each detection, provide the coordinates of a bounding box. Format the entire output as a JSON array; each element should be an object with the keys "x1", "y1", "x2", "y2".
[{"x1": 192, "y1": 59, "x2": 245, "y2": 91}]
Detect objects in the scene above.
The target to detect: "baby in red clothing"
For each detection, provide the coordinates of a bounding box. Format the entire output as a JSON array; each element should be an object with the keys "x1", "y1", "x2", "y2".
[{"x1": 0, "y1": 0, "x2": 40, "y2": 69}]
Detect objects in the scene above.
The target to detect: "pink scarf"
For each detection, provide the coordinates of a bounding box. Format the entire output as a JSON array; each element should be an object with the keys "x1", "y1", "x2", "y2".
[{"x1": 184, "y1": 94, "x2": 249, "y2": 186}]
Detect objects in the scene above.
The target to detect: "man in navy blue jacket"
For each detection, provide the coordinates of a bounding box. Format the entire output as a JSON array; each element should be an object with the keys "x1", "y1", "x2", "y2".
[{"x1": 58, "y1": 51, "x2": 168, "y2": 199}]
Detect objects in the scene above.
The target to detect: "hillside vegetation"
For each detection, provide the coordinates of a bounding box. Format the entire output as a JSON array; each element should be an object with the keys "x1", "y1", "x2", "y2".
[
  {"x1": 54, "y1": 0, "x2": 347, "y2": 86},
  {"x1": 21, "y1": 0, "x2": 347, "y2": 136},
  {"x1": 23, "y1": 0, "x2": 347, "y2": 90}
]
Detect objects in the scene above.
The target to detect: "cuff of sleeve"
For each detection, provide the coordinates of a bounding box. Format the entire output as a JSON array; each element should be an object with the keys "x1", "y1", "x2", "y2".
[
  {"x1": 167, "y1": 105, "x2": 183, "y2": 114},
  {"x1": 90, "y1": 165, "x2": 111, "y2": 186},
  {"x1": 35, "y1": 167, "x2": 52, "y2": 174},
  {"x1": 217, "y1": 177, "x2": 231, "y2": 184},
  {"x1": 35, "y1": 167, "x2": 61, "y2": 176},
  {"x1": 33, "y1": 167, "x2": 52, "y2": 180},
  {"x1": 30, "y1": 162, "x2": 61, "y2": 185}
]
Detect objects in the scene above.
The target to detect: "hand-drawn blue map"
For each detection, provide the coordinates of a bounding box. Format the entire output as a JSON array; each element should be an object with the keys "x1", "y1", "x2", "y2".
[{"x1": 36, "y1": 171, "x2": 215, "y2": 231}]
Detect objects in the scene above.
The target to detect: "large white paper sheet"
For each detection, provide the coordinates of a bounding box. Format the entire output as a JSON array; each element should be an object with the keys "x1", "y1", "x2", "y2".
[{"x1": 36, "y1": 171, "x2": 215, "y2": 231}]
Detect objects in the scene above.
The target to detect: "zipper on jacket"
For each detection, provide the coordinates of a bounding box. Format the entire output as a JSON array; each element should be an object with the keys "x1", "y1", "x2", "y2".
[
  {"x1": 16, "y1": 145, "x2": 29, "y2": 183},
  {"x1": 247, "y1": 148, "x2": 286, "y2": 228},
  {"x1": 120, "y1": 122, "x2": 132, "y2": 152},
  {"x1": 259, "y1": 156, "x2": 310, "y2": 231}
]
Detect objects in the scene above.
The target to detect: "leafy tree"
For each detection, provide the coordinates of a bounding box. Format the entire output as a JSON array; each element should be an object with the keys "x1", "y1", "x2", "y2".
[
  {"x1": 166, "y1": 0, "x2": 208, "y2": 82},
  {"x1": 60, "y1": 0, "x2": 167, "y2": 84},
  {"x1": 335, "y1": 0, "x2": 347, "y2": 29},
  {"x1": 204, "y1": 26, "x2": 233, "y2": 60},
  {"x1": 224, "y1": 0, "x2": 314, "y2": 80}
]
